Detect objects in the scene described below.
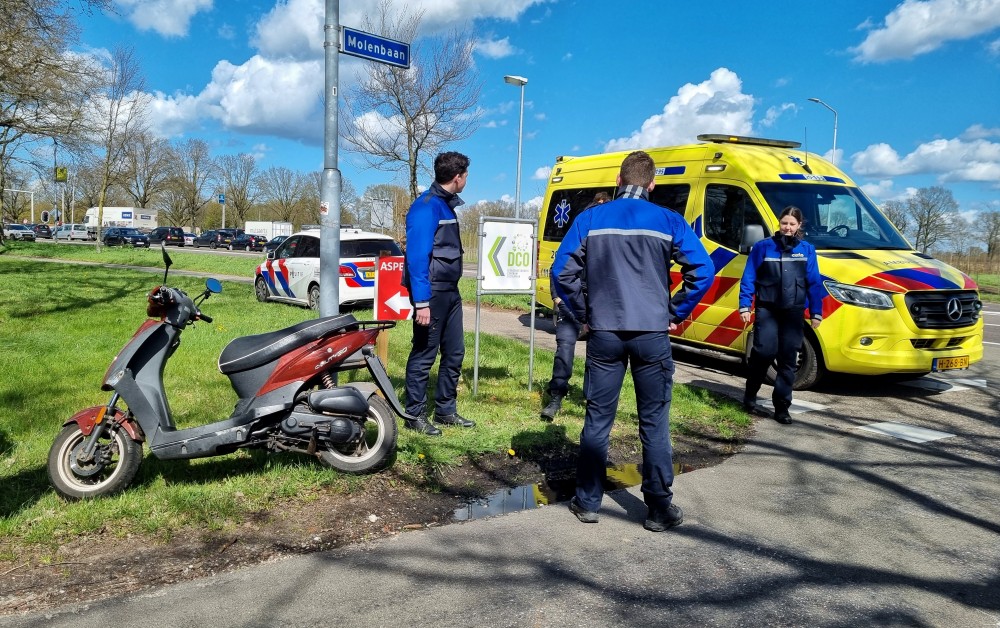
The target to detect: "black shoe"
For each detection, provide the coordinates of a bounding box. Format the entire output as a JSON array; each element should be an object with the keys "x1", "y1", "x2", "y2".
[
  {"x1": 742, "y1": 399, "x2": 770, "y2": 418},
  {"x1": 773, "y1": 410, "x2": 792, "y2": 424},
  {"x1": 433, "y1": 412, "x2": 476, "y2": 428},
  {"x1": 569, "y1": 497, "x2": 599, "y2": 523},
  {"x1": 541, "y1": 394, "x2": 563, "y2": 421},
  {"x1": 644, "y1": 503, "x2": 684, "y2": 532},
  {"x1": 404, "y1": 416, "x2": 442, "y2": 436}
]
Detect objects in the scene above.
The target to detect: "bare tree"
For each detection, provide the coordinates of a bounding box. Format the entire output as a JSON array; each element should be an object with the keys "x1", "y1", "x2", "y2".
[
  {"x1": 0, "y1": 0, "x2": 109, "y2": 207},
  {"x1": 217, "y1": 153, "x2": 261, "y2": 227},
  {"x1": 92, "y1": 46, "x2": 149, "y2": 247},
  {"x1": 258, "y1": 166, "x2": 306, "y2": 223},
  {"x1": 881, "y1": 199, "x2": 909, "y2": 238},
  {"x1": 123, "y1": 131, "x2": 171, "y2": 209},
  {"x1": 907, "y1": 186, "x2": 958, "y2": 253},
  {"x1": 983, "y1": 210, "x2": 1000, "y2": 260},
  {"x1": 341, "y1": 0, "x2": 482, "y2": 200},
  {"x1": 165, "y1": 138, "x2": 216, "y2": 229}
]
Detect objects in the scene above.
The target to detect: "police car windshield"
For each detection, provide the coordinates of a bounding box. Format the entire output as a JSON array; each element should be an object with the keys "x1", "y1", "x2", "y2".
[{"x1": 756, "y1": 183, "x2": 910, "y2": 251}]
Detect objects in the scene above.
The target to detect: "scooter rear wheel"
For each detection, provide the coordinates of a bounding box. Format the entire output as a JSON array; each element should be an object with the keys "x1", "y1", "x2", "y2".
[
  {"x1": 318, "y1": 396, "x2": 397, "y2": 474},
  {"x1": 48, "y1": 424, "x2": 143, "y2": 500}
]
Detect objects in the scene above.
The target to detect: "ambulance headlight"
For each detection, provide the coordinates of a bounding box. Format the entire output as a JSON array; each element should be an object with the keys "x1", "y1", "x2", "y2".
[{"x1": 824, "y1": 281, "x2": 894, "y2": 310}]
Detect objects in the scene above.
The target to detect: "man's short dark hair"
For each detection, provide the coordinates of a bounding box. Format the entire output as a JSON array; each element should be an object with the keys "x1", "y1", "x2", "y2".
[
  {"x1": 434, "y1": 152, "x2": 470, "y2": 184},
  {"x1": 619, "y1": 151, "x2": 655, "y2": 188}
]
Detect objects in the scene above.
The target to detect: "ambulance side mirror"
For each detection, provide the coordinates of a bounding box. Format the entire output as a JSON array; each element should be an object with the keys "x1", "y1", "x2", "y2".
[{"x1": 739, "y1": 224, "x2": 766, "y2": 254}]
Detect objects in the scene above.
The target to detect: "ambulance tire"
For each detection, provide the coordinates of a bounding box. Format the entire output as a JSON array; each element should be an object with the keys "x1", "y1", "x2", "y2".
[{"x1": 764, "y1": 331, "x2": 822, "y2": 390}]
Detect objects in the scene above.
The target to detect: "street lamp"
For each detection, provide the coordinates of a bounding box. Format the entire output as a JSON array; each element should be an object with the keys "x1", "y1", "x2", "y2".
[
  {"x1": 807, "y1": 97, "x2": 838, "y2": 165},
  {"x1": 504, "y1": 75, "x2": 528, "y2": 219}
]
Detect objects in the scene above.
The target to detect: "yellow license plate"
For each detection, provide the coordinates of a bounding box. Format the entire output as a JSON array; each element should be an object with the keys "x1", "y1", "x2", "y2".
[
  {"x1": 933, "y1": 356, "x2": 969, "y2": 371},
  {"x1": 363, "y1": 271, "x2": 376, "y2": 280}
]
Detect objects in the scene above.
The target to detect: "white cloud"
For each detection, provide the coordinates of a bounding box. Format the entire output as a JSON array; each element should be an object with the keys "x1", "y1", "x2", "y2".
[
  {"x1": 605, "y1": 68, "x2": 754, "y2": 152},
  {"x1": 533, "y1": 165, "x2": 552, "y2": 180},
  {"x1": 760, "y1": 103, "x2": 796, "y2": 128},
  {"x1": 962, "y1": 124, "x2": 1000, "y2": 140},
  {"x1": 850, "y1": 136, "x2": 1000, "y2": 184},
  {"x1": 475, "y1": 36, "x2": 517, "y2": 59},
  {"x1": 523, "y1": 195, "x2": 543, "y2": 213},
  {"x1": 851, "y1": 0, "x2": 1000, "y2": 62},
  {"x1": 114, "y1": 0, "x2": 213, "y2": 38}
]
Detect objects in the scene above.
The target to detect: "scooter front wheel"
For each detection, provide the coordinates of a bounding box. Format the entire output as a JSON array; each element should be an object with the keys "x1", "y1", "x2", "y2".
[
  {"x1": 318, "y1": 396, "x2": 397, "y2": 474},
  {"x1": 47, "y1": 424, "x2": 143, "y2": 500}
]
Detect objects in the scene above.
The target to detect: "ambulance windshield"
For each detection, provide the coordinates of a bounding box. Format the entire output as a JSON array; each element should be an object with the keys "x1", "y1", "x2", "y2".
[{"x1": 756, "y1": 183, "x2": 910, "y2": 251}]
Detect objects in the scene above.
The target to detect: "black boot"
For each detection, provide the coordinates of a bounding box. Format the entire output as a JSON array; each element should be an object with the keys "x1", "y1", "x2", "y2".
[
  {"x1": 541, "y1": 393, "x2": 564, "y2": 421},
  {"x1": 404, "y1": 415, "x2": 442, "y2": 436}
]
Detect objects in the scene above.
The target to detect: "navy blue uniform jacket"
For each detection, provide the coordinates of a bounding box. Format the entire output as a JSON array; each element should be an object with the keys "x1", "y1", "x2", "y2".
[
  {"x1": 739, "y1": 235, "x2": 825, "y2": 318},
  {"x1": 551, "y1": 192, "x2": 714, "y2": 332},
  {"x1": 404, "y1": 184, "x2": 464, "y2": 307}
]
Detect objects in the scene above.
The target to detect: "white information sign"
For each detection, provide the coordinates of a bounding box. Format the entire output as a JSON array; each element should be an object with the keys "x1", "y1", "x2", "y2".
[{"x1": 479, "y1": 219, "x2": 535, "y2": 293}]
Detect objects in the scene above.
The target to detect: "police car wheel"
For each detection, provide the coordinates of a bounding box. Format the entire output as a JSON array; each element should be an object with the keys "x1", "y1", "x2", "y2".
[
  {"x1": 308, "y1": 285, "x2": 321, "y2": 311},
  {"x1": 254, "y1": 277, "x2": 269, "y2": 303}
]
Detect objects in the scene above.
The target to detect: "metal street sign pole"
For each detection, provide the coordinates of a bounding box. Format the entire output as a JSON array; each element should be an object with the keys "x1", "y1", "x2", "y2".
[{"x1": 320, "y1": 0, "x2": 343, "y2": 316}]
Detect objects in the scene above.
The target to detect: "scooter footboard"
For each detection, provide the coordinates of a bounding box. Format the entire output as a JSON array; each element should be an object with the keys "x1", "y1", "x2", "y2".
[{"x1": 363, "y1": 349, "x2": 419, "y2": 421}]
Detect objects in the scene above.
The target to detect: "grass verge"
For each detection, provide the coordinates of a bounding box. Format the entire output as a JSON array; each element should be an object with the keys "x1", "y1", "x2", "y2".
[{"x1": 0, "y1": 252, "x2": 747, "y2": 555}]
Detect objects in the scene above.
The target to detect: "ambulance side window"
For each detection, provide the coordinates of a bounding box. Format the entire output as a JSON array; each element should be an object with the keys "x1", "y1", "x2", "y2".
[
  {"x1": 648, "y1": 184, "x2": 690, "y2": 215},
  {"x1": 542, "y1": 187, "x2": 616, "y2": 242},
  {"x1": 704, "y1": 184, "x2": 767, "y2": 252}
]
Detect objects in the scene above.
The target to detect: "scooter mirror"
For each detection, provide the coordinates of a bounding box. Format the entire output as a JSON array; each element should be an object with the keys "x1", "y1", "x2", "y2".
[
  {"x1": 161, "y1": 243, "x2": 173, "y2": 284},
  {"x1": 205, "y1": 278, "x2": 223, "y2": 294}
]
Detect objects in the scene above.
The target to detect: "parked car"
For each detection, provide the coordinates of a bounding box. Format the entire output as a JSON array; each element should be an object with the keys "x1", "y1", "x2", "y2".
[
  {"x1": 52, "y1": 224, "x2": 90, "y2": 241},
  {"x1": 262, "y1": 234, "x2": 289, "y2": 254},
  {"x1": 102, "y1": 227, "x2": 150, "y2": 248},
  {"x1": 32, "y1": 224, "x2": 53, "y2": 239},
  {"x1": 183, "y1": 232, "x2": 197, "y2": 246},
  {"x1": 228, "y1": 233, "x2": 267, "y2": 252},
  {"x1": 3, "y1": 224, "x2": 36, "y2": 241},
  {"x1": 193, "y1": 228, "x2": 239, "y2": 249},
  {"x1": 148, "y1": 226, "x2": 185, "y2": 247},
  {"x1": 254, "y1": 228, "x2": 403, "y2": 309}
]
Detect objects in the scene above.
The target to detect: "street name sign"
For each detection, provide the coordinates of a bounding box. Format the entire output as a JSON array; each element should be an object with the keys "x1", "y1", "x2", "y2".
[{"x1": 341, "y1": 27, "x2": 410, "y2": 68}]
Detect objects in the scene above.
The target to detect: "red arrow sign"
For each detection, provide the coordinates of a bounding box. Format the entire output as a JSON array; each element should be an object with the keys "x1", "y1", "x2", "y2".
[{"x1": 375, "y1": 256, "x2": 412, "y2": 320}]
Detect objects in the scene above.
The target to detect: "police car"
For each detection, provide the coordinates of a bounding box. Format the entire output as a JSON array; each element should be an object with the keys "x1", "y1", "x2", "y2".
[{"x1": 254, "y1": 228, "x2": 403, "y2": 309}]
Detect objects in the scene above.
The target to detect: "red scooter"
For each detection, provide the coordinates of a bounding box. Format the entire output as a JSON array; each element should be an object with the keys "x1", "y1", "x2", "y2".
[{"x1": 48, "y1": 247, "x2": 412, "y2": 500}]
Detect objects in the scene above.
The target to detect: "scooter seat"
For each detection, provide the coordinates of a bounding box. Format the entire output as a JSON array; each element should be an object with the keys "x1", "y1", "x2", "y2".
[{"x1": 218, "y1": 314, "x2": 359, "y2": 374}]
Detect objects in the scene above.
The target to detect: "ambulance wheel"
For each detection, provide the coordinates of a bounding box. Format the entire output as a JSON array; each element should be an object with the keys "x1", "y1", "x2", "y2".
[
  {"x1": 308, "y1": 284, "x2": 321, "y2": 311},
  {"x1": 765, "y1": 332, "x2": 822, "y2": 390},
  {"x1": 255, "y1": 276, "x2": 270, "y2": 302}
]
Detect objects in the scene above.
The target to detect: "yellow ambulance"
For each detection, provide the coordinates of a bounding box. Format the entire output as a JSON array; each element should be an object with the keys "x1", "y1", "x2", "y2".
[{"x1": 536, "y1": 134, "x2": 984, "y2": 388}]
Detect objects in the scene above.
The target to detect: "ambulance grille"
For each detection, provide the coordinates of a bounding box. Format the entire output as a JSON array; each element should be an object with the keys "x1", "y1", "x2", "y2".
[{"x1": 904, "y1": 291, "x2": 980, "y2": 329}]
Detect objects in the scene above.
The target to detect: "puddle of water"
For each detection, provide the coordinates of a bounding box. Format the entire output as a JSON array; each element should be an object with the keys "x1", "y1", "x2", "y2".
[{"x1": 452, "y1": 462, "x2": 686, "y2": 522}]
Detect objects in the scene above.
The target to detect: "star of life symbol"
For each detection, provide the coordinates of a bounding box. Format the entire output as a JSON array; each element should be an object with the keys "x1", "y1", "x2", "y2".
[
  {"x1": 554, "y1": 199, "x2": 571, "y2": 228},
  {"x1": 788, "y1": 155, "x2": 806, "y2": 166}
]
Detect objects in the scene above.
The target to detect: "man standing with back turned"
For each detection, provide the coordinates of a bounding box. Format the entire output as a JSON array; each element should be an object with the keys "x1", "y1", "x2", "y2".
[
  {"x1": 402, "y1": 152, "x2": 476, "y2": 436},
  {"x1": 552, "y1": 150, "x2": 714, "y2": 531}
]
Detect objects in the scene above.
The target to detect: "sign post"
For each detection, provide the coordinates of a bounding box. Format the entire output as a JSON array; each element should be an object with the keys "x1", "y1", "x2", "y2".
[
  {"x1": 474, "y1": 217, "x2": 538, "y2": 394},
  {"x1": 374, "y1": 255, "x2": 412, "y2": 365}
]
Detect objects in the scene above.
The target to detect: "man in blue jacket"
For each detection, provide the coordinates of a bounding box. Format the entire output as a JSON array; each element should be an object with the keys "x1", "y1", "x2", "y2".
[
  {"x1": 552, "y1": 150, "x2": 714, "y2": 531},
  {"x1": 403, "y1": 152, "x2": 476, "y2": 436}
]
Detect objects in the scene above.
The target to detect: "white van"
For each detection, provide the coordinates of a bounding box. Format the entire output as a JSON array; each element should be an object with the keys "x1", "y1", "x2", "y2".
[{"x1": 53, "y1": 224, "x2": 90, "y2": 241}]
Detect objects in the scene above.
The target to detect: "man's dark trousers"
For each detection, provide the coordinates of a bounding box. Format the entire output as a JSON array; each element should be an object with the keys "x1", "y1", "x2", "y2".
[
  {"x1": 746, "y1": 306, "x2": 804, "y2": 413},
  {"x1": 576, "y1": 330, "x2": 676, "y2": 512},
  {"x1": 405, "y1": 288, "x2": 464, "y2": 418},
  {"x1": 547, "y1": 302, "x2": 581, "y2": 397}
]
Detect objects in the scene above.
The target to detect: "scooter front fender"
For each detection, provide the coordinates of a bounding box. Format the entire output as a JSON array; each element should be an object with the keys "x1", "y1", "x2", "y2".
[{"x1": 65, "y1": 406, "x2": 145, "y2": 442}]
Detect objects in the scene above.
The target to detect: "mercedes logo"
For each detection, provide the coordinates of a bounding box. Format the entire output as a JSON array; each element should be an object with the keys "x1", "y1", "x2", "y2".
[{"x1": 945, "y1": 297, "x2": 962, "y2": 321}]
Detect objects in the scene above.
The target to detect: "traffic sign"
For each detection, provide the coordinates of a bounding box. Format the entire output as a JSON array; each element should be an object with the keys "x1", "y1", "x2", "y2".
[
  {"x1": 375, "y1": 256, "x2": 412, "y2": 320},
  {"x1": 341, "y1": 26, "x2": 410, "y2": 68},
  {"x1": 218, "y1": 193, "x2": 225, "y2": 204}
]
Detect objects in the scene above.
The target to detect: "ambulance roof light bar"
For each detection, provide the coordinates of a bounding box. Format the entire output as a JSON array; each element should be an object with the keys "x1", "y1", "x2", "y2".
[{"x1": 697, "y1": 134, "x2": 801, "y2": 149}]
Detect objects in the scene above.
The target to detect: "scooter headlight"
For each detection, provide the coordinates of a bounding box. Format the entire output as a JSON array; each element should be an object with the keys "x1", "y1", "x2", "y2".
[{"x1": 824, "y1": 281, "x2": 894, "y2": 310}]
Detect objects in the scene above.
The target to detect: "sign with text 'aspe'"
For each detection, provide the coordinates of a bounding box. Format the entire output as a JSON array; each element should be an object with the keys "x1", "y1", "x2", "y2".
[{"x1": 375, "y1": 256, "x2": 412, "y2": 320}]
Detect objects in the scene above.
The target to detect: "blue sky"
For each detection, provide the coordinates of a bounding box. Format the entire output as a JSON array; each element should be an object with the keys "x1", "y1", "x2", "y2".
[{"x1": 76, "y1": 0, "x2": 1000, "y2": 219}]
